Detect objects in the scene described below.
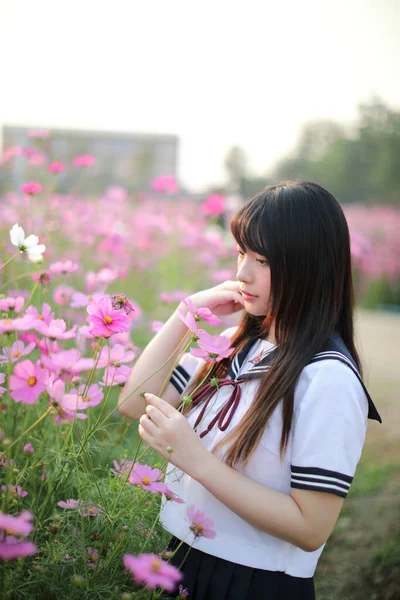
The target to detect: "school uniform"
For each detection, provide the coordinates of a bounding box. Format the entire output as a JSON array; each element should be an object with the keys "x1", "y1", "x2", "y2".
[{"x1": 160, "y1": 327, "x2": 382, "y2": 600}]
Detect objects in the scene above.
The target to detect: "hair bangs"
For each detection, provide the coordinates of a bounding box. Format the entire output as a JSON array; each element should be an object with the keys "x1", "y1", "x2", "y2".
[{"x1": 230, "y1": 194, "x2": 270, "y2": 258}]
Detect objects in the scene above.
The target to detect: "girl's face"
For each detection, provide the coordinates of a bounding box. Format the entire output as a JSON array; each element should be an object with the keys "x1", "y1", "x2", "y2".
[{"x1": 236, "y1": 244, "x2": 271, "y2": 316}]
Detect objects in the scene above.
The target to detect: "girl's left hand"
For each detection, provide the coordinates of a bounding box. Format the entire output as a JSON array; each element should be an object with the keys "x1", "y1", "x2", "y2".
[{"x1": 138, "y1": 393, "x2": 209, "y2": 479}]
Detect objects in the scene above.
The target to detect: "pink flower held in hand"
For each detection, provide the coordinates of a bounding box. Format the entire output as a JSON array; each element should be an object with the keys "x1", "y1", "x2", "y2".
[
  {"x1": 178, "y1": 297, "x2": 221, "y2": 331},
  {"x1": 187, "y1": 504, "x2": 216, "y2": 539},
  {"x1": 190, "y1": 331, "x2": 234, "y2": 363},
  {"x1": 9, "y1": 360, "x2": 47, "y2": 404},
  {"x1": 21, "y1": 182, "x2": 42, "y2": 196},
  {"x1": 87, "y1": 296, "x2": 131, "y2": 338},
  {"x1": 128, "y1": 463, "x2": 169, "y2": 494},
  {"x1": 123, "y1": 553, "x2": 183, "y2": 592}
]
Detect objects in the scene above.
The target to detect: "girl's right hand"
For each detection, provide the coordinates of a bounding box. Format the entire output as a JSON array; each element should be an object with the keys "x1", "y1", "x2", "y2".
[{"x1": 183, "y1": 280, "x2": 245, "y2": 316}]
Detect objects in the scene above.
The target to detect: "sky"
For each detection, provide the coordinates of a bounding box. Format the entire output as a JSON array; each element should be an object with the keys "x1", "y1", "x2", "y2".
[{"x1": 1, "y1": 0, "x2": 399, "y2": 191}]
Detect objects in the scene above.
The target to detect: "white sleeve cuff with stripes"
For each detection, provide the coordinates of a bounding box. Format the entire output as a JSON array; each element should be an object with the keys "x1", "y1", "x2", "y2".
[
  {"x1": 291, "y1": 465, "x2": 353, "y2": 498},
  {"x1": 170, "y1": 365, "x2": 191, "y2": 395}
]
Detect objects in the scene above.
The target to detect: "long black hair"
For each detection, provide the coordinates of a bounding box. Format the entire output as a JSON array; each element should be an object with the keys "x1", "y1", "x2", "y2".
[{"x1": 183, "y1": 181, "x2": 362, "y2": 468}]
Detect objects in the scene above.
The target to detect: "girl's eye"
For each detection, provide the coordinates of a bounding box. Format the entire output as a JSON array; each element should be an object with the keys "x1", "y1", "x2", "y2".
[
  {"x1": 237, "y1": 250, "x2": 245, "y2": 257},
  {"x1": 256, "y1": 259, "x2": 269, "y2": 266}
]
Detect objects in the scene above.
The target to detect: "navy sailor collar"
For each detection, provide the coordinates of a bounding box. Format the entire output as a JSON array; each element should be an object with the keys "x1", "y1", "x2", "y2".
[{"x1": 227, "y1": 333, "x2": 382, "y2": 423}]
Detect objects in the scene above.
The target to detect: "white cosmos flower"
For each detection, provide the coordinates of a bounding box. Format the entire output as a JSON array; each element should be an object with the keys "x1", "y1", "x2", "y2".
[{"x1": 10, "y1": 223, "x2": 46, "y2": 263}]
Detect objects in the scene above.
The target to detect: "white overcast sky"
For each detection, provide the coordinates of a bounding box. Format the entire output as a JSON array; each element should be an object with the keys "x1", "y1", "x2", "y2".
[{"x1": 1, "y1": 0, "x2": 399, "y2": 191}]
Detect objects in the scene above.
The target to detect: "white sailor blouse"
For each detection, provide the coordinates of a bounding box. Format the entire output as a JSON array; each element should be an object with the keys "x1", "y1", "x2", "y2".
[{"x1": 159, "y1": 326, "x2": 382, "y2": 578}]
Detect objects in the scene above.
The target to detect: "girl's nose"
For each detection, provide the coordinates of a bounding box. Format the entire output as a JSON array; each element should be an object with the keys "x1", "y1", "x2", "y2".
[{"x1": 236, "y1": 261, "x2": 252, "y2": 283}]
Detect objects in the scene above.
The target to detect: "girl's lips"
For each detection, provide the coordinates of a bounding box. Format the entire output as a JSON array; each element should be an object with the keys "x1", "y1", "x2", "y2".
[{"x1": 241, "y1": 291, "x2": 257, "y2": 300}]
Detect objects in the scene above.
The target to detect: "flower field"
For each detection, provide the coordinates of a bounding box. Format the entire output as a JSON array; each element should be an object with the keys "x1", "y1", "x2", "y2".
[{"x1": 0, "y1": 140, "x2": 400, "y2": 599}]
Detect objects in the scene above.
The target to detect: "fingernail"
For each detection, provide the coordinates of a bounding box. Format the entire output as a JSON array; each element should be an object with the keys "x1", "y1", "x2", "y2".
[{"x1": 144, "y1": 393, "x2": 151, "y2": 400}]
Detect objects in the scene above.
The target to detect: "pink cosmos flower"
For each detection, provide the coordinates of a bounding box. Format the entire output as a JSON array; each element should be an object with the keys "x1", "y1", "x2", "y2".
[
  {"x1": 179, "y1": 297, "x2": 221, "y2": 327},
  {"x1": 81, "y1": 505, "x2": 102, "y2": 517},
  {"x1": 1, "y1": 485, "x2": 28, "y2": 498},
  {"x1": 63, "y1": 384, "x2": 103, "y2": 409},
  {"x1": 211, "y1": 268, "x2": 235, "y2": 283},
  {"x1": 46, "y1": 374, "x2": 88, "y2": 422},
  {"x1": 0, "y1": 510, "x2": 34, "y2": 536},
  {"x1": 123, "y1": 553, "x2": 183, "y2": 592},
  {"x1": 101, "y1": 364, "x2": 131, "y2": 387},
  {"x1": 48, "y1": 161, "x2": 64, "y2": 173},
  {"x1": 109, "y1": 459, "x2": 135, "y2": 478},
  {"x1": 190, "y1": 331, "x2": 234, "y2": 363},
  {"x1": 0, "y1": 537, "x2": 37, "y2": 560},
  {"x1": 86, "y1": 546, "x2": 102, "y2": 568},
  {"x1": 41, "y1": 349, "x2": 95, "y2": 374},
  {"x1": 25, "y1": 303, "x2": 54, "y2": 325},
  {"x1": 49, "y1": 260, "x2": 79, "y2": 275},
  {"x1": 71, "y1": 291, "x2": 103, "y2": 309},
  {"x1": 53, "y1": 284, "x2": 76, "y2": 306},
  {"x1": 97, "y1": 344, "x2": 135, "y2": 368},
  {"x1": 33, "y1": 318, "x2": 77, "y2": 340},
  {"x1": 177, "y1": 584, "x2": 189, "y2": 598},
  {"x1": 57, "y1": 499, "x2": 79, "y2": 509},
  {"x1": 0, "y1": 373, "x2": 6, "y2": 395},
  {"x1": 160, "y1": 290, "x2": 189, "y2": 303},
  {"x1": 187, "y1": 504, "x2": 216, "y2": 539},
  {"x1": 72, "y1": 154, "x2": 95, "y2": 167},
  {"x1": 202, "y1": 193, "x2": 225, "y2": 217},
  {"x1": 9, "y1": 360, "x2": 47, "y2": 404},
  {"x1": 128, "y1": 463, "x2": 169, "y2": 494},
  {"x1": 87, "y1": 296, "x2": 131, "y2": 338},
  {"x1": 149, "y1": 320, "x2": 164, "y2": 333},
  {"x1": 0, "y1": 315, "x2": 36, "y2": 335},
  {"x1": 23, "y1": 443, "x2": 35, "y2": 454},
  {"x1": 0, "y1": 341, "x2": 36, "y2": 365},
  {"x1": 0, "y1": 296, "x2": 25, "y2": 313},
  {"x1": 21, "y1": 182, "x2": 42, "y2": 196},
  {"x1": 151, "y1": 174, "x2": 179, "y2": 194},
  {"x1": 32, "y1": 270, "x2": 51, "y2": 286},
  {"x1": 163, "y1": 489, "x2": 185, "y2": 504}
]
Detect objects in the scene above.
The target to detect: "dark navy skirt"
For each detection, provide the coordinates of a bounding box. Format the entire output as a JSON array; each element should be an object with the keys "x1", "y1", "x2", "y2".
[{"x1": 162, "y1": 535, "x2": 316, "y2": 600}]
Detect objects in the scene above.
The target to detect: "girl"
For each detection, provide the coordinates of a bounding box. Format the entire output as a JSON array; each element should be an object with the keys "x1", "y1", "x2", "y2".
[{"x1": 118, "y1": 181, "x2": 382, "y2": 600}]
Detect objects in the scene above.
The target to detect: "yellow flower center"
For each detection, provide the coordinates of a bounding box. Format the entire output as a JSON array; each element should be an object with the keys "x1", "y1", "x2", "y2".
[
  {"x1": 38, "y1": 315, "x2": 44, "y2": 320},
  {"x1": 103, "y1": 315, "x2": 113, "y2": 325},
  {"x1": 13, "y1": 351, "x2": 20, "y2": 357},
  {"x1": 89, "y1": 507, "x2": 95, "y2": 514},
  {"x1": 5, "y1": 529, "x2": 16, "y2": 536},
  {"x1": 27, "y1": 376, "x2": 37, "y2": 386},
  {"x1": 78, "y1": 392, "x2": 90, "y2": 402},
  {"x1": 149, "y1": 559, "x2": 161, "y2": 573},
  {"x1": 11, "y1": 488, "x2": 17, "y2": 495},
  {"x1": 142, "y1": 477, "x2": 151, "y2": 485}
]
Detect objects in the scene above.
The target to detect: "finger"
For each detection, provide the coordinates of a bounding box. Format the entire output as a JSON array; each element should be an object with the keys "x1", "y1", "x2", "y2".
[
  {"x1": 144, "y1": 393, "x2": 176, "y2": 417},
  {"x1": 139, "y1": 414, "x2": 160, "y2": 439},
  {"x1": 145, "y1": 404, "x2": 165, "y2": 427},
  {"x1": 138, "y1": 423, "x2": 155, "y2": 449}
]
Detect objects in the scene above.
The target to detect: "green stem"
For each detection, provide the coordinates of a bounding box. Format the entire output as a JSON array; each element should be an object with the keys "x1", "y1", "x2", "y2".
[
  {"x1": 0, "y1": 251, "x2": 20, "y2": 273},
  {"x1": 4, "y1": 407, "x2": 52, "y2": 454}
]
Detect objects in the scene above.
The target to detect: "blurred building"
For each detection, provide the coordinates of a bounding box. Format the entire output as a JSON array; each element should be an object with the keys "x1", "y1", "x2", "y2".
[{"x1": 0, "y1": 125, "x2": 179, "y2": 194}]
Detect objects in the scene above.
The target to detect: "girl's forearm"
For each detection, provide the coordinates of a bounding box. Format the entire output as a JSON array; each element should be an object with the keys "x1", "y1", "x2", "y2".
[
  {"x1": 193, "y1": 451, "x2": 317, "y2": 552},
  {"x1": 118, "y1": 305, "x2": 189, "y2": 419}
]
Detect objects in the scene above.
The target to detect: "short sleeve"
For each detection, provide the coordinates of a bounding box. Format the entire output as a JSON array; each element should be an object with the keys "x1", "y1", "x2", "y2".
[
  {"x1": 290, "y1": 361, "x2": 369, "y2": 498},
  {"x1": 169, "y1": 326, "x2": 238, "y2": 395}
]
